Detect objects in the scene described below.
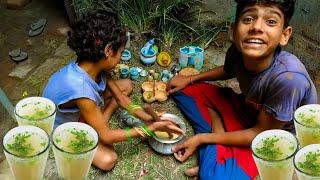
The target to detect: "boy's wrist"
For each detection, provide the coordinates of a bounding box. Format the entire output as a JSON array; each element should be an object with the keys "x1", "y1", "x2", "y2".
[
  {"x1": 189, "y1": 76, "x2": 194, "y2": 85},
  {"x1": 195, "y1": 133, "x2": 212, "y2": 145},
  {"x1": 194, "y1": 134, "x2": 203, "y2": 145},
  {"x1": 188, "y1": 75, "x2": 198, "y2": 85}
]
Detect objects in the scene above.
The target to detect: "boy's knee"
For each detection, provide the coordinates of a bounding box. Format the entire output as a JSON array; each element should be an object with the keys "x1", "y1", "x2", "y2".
[
  {"x1": 98, "y1": 151, "x2": 118, "y2": 171},
  {"x1": 122, "y1": 79, "x2": 133, "y2": 95}
]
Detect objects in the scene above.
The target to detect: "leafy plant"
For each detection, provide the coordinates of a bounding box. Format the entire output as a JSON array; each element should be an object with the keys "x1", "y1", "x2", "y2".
[
  {"x1": 191, "y1": 23, "x2": 226, "y2": 49},
  {"x1": 101, "y1": 0, "x2": 155, "y2": 34},
  {"x1": 72, "y1": 0, "x2": 113, "y2": 19},
  {"x1": 100, "y1": 0, "x2": 204, "y2": 44},
  {"x1": 156, "y1": 23, "x2": 182, "y2": 50},
  {"x1": 73, "y1": 0, "x2": 227, "y2": 50},
  {"x1": 72, "y1": 0, "x2": 95, "y2": 17}
]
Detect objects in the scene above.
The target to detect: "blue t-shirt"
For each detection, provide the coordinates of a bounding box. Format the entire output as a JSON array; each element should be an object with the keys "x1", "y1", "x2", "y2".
[
  {"x1": 223, "y1": 45, "x2": 317, "y2": 125},
  {"x1": 43, "y1": 61, "x2": 106, "y2": 128}
]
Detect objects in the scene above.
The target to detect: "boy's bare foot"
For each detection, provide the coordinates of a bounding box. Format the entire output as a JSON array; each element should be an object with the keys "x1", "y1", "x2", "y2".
[{"x1": 184, "y1": 166, "x2": 199, "y2": 177}]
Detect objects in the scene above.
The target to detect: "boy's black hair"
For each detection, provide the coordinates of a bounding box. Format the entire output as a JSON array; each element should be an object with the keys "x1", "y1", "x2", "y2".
[
  {"x1": 234, "y1": 0, "x2": 296, "y2": 27},
  {"x1": 67, "y1": 10, "x2": 127, "y2": 63}
]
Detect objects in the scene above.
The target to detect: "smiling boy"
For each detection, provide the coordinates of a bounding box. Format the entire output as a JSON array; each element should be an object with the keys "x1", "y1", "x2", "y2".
[{"x1": 167, "y1": 0, "x2": 317, "y2": 179}]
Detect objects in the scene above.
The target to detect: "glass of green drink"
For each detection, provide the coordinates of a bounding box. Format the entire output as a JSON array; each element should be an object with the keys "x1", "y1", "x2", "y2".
[
  {"x1": 294, "y1": 144, "x2": 320, "y2": 180},
  {"x1": 3, "y1": 125, "x2": 50, "y2": 180},
  {"x1": 52, "y1": 122, "x2": 98, "y2": 180},
  {"x1": 14, "y1": 96, "x2": 56, "y2": 134},
  {"x1": 294, "y1": 104, "x2": 320, "y2": 147},
  {"x1": 251, "y1": 129, "x2": 298, "y2": 180}
]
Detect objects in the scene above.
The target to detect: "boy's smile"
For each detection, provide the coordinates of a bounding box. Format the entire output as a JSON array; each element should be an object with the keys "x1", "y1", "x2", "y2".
[{"x1": 233, "y1": 4, "x2": 292, "y2": 71}]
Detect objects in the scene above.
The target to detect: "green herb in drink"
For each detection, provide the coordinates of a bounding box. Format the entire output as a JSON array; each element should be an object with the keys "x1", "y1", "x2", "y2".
[
  {"x1": 297, "y1": 112, "x2": 320, "y2": 128},
  {"x1": 20, "y1": 102, "x2": 53, "y2": 120},
  {"x1": 40, "y1": 141, "x2": 46, "y2": 147},
  {"x1": 7, "y1": 133, "x2": 34, "y2": 156},
  {"x1": 67, "y1": 129, "x2": 94, "y2": 153},
  {"x1": 255, "y1": 137, "x2": 283, "y2": 160},
  {"x1": 298, "y1": 151, "x2": 320, "y2": 176}
]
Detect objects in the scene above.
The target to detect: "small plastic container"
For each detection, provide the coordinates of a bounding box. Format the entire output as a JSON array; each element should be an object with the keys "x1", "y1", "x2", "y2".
[
  {"x1": 140, "y1": 48, "x2": 156, "y2": 65},
  {"x1": 121, "y1": 49, "x2": 131, "y2": 61},
  {"x1": 179, "y1": 46, "x2": 204, "y2": 70},
  {"x1": 130, "y1": 68, "x2": 139, "y2": 80}
]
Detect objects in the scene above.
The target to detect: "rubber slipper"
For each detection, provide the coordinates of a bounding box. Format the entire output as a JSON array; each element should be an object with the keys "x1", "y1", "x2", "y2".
[
  {"x1": 8, "y1": 48, "x2": 21, "y2": 58},
  {"x1": 11, "y1": 52, "x2": 28, "y2": 63},
  {"x1": 119, "y1": 110, "x2": 143, "y2": 127},
  {"x1": 29, "y1": 19, "x2": 47, "y2": 37},
  {"x1": 30, "y1": 18, "x2": 47, "y2": 31}
]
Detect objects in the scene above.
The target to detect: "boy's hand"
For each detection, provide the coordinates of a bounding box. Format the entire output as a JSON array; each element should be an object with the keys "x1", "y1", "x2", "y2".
[
  {"x1": 167, "y1": 75, "x2": 191, "y2": 94},
  {"x1": 172, "y1": 135, "x2": 200, "y2": 162},
  {"x1": 149, "y1": 120, "x2": 184, "y2": 135}
]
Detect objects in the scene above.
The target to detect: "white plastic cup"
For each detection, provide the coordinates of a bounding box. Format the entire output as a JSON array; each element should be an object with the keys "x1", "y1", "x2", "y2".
[
  {"x1": 3, "y1": 125, "x2": 50, "y2": 180},
  {"x1": 294, "y1": 144, "x2": 320, "y2": 180},
  {"x1": 52, "y1": 122, "x2": 98, "y2": 180},
  {"x1": 294, "y1": 104, "x2": 320, "y2": 147},
  {"x1": 251, "y1": 129, "x2": 298, "y2": 180},
  {"x1": 14, "y1": 96, "x2": 56, "y2": 134}
]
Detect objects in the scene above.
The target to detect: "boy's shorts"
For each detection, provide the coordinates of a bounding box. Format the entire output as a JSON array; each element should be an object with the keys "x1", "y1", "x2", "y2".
[{"x1": 172, "y1": 82, "x2": 258, "y2": 180}]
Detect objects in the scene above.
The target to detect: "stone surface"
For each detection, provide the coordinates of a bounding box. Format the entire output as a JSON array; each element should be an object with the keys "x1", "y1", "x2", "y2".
[
  {"x1": 8, "y1": 59, "x2": 36, "y2": 79},
  {"x1": 53, "y1": 41, "x2": 74, "y2": 57},
  {"x1": 6, "y1": 0, "x2": 31, "y2": 10},
  {"x1": 31, "y1": 42, "x2": 75, "y2": 79}
]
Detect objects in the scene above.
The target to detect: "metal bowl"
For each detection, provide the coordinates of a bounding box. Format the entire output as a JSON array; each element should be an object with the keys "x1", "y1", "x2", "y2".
[{"x1": 148, "y1": 113, "x2": 186, "y2": 155}]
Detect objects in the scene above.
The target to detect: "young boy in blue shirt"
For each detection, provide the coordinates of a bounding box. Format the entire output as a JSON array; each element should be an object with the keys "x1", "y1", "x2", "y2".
[
  {"x1": 43, "y1": 10, "x2": 182, "y2": 171},
  {"x1": 168, "y1": 0, "x2": 317, "y2": 179}
]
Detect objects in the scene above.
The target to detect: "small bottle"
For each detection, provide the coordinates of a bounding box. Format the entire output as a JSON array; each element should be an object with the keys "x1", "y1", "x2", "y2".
[{"x1": 125, "y1": 32, "x2": 131, "y2": 49}]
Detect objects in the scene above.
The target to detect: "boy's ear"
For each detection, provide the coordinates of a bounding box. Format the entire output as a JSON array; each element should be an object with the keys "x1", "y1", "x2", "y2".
[
  {"x1": 104, "y1": 44, "x2": 113, "y2": 58},
  {"x1": 279, "y1": 26, "x2": 293, "y2": 46},
  {"x1": 229, "y1": 23, "x2": 236, "y2": 42}
]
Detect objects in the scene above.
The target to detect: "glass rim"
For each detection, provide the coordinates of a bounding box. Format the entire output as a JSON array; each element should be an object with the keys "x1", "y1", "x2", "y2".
[
  {"x1": 294, "y1": 144, "x2": 320, "y2": 177},
  {"x1": 294, "y1": 117, "x2": 320, "y2": 129},
  {"x1": 14, "y1": 97, "x2": 57, "y2": 121},
  {"x1": 14, "y1": 107, "x2": 56, "y2": 121},
  {"x1": 250, "y1": 130, "x2": 299, "y2": 162},
  {"x1": 294, "y1": 104, "x2": 320, "y2": 128},
  {"x1": 51, "y1": 123, "x2": 99, "y2": 155},
  {"x1": 3, "y1": 126, "x2": 50, "y2": 158}
]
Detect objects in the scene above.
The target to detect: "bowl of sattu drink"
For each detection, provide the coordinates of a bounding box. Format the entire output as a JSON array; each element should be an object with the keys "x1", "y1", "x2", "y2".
[{"x1": 148, "y1": 113, "x2": 186, "y2": 155}]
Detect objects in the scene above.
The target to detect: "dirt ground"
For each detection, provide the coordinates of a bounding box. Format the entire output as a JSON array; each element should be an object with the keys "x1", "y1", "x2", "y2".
[{"x1": 0, "y1": 0, "x2": 319, "y2": 179}]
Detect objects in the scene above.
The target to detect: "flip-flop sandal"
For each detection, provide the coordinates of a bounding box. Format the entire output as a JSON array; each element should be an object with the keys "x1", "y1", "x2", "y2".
[
  {"x1": 29, "y1": 18, "x2": 47, "y2": 37},
  {"x1": 8, "y1": 48, "x2": 21, "y2": 58},
  {"x1": 11, "y1": 52, "x2": 28, "y2": 63},
  {"x1": 119, "y1": 110, "x2": 143, "y2": 127},
  {"x1": 30, "y1": 18, "x2": 47, "y2": 31}
]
